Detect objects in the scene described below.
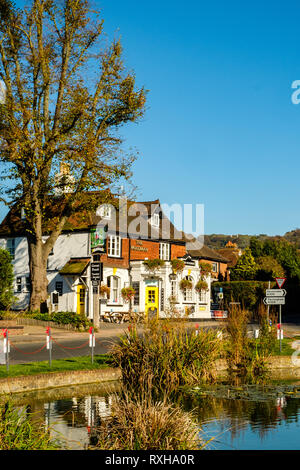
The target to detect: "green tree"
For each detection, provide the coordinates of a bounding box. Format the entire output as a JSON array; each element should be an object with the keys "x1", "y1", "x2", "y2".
[
  {"x1": 249, "y1": 237, "x2": 264, "y2": 258},
  {"x1": 0, "y1": 248, "x2": 14, "y2": 309},
  {"x1": 231, "y1": 247, "x2": 257, "y2": 280},
  {"x1": 0, "y1": 0, "x2": 146, "y2": 311},
  {"x1": 255, "y1": 255, "x2": 285, "y2": 281}
]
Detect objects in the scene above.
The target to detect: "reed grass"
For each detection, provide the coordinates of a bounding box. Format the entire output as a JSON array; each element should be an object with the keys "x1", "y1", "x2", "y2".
[
  {"x1": 94, "y1": 390, "x2": 205, "y2": 450},
  {"x1": 225, "y1": 303, "x2": 276, "y2": 377},
  {"x1": 0, "y1": 401, "x2": 60, "y2": 450},
  {"x1": 112, "y1": 317, "x2": 222, "y2": 393}
]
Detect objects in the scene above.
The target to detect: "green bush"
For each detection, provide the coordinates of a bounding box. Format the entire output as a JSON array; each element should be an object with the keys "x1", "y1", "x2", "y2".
[
  {"x1": 213, "y1": 281, "x2": 275, "y2": 313},
  {"x1": 24, "y1": 311, "x2": 92, "y2": 330}
]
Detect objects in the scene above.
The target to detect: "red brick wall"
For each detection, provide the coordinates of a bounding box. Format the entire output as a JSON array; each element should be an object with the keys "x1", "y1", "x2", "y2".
[
  {"x1": 171, "y1": 244, "x2": 186, "y2": 259},
  {"x1": 199, "y1": 259, "x2": 228, "y2": 279},
  {"x1": 102, "y1": 238, "x2": 130, "y2": 268},
  {"x1": 130, "y1": 239, "x2": 159, "y2": 260},
  {"x1": 101, "y1": 237, "x2": 187, "y2": 266}
]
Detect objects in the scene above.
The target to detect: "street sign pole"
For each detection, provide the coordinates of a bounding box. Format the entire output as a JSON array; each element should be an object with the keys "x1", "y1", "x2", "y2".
[
  {"x1": 279, "y1": 304, "x2": 282, "y2": 353},
  {"x1": 91, "y1": 261, "x2": 102, "y2": 328},
  {"x1": 267, "y1": 280, "x2": 270, "y2": 324}
]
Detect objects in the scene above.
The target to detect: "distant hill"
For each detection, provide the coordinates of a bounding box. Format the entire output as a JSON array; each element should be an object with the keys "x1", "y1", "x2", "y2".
[{"x1": 204, "y1": 229, "x2": 300, "y2": 251}]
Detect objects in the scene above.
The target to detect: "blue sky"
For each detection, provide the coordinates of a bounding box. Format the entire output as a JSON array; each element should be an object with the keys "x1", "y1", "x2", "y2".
[{"x1": 1, "y1": 0, "x2": 300, "y2": 236}]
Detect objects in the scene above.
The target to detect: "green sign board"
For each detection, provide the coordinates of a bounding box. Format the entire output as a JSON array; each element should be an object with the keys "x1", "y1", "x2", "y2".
[{"x1": 91, "y1": 226, "x2": 107, "y2": 251}]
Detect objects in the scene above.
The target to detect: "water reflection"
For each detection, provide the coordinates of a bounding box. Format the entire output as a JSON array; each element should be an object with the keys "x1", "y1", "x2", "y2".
[
  {"x1": 5, "y1": 380, "x2": 300, "y2": 450},
  {"x1": 181, "y1": 385, "x2": 300, "y2": 449}
]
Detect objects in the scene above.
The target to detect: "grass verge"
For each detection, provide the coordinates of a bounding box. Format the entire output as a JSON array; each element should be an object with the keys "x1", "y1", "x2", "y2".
[
  {"x1": 272, "y1": 336, "x2": 300, "y2": 356},
  {"x1": 0, "y1": 354, "x2": 113, "y2": 378}
]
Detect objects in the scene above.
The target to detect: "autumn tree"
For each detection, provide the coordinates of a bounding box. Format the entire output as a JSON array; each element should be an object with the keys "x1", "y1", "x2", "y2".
[{"x1": 0, "y1": 0, "x2": 146, "y2": 311}]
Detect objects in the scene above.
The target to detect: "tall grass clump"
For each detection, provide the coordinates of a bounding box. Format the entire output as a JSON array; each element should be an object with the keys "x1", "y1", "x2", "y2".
[
  {"x1": 0, "y1": 401, "x2": 60, "y2": 450},
  {"x1": 94, "y1": 391, "x2": 205, "y2": 450},
  {"x1": 112, "y1": 315, "x2": 222, "y2": 393},
  {"x1": 225, "y1": 304, "x2": 276, "y2": 377}
]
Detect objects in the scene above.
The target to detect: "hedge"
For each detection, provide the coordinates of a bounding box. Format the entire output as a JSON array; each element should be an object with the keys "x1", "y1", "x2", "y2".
[
  {"x1": 23, "y1": 311, "x2": 93, "y2": 330},
  {"x1": 212, "y1": 281, "x2": 276, "y2": 312}
]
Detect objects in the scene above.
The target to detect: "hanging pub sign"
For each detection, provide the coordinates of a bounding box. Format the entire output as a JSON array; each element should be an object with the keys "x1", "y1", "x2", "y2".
[{"x1": 91, "y1": 225, "x2": 107, "y2": 252}]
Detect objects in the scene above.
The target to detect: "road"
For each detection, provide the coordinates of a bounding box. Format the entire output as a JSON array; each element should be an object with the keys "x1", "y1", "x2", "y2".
[
  {"x1": 3, "y1": 319, "x2": 300, "y2": 365},
  {"x1": 6, "y1": 334, "x2": 121, "y2": 365}
]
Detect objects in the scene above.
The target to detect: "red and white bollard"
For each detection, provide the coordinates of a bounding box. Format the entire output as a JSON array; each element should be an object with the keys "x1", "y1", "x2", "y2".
[
  {"x1": 46, "y1": 327, "x2": 52, "y2": 367},
  {"x1": 89, "y1": 327, "x2": 95, "y2": 363},
  {"x1": 3, "y1": 329, "x2": 10, "y2": 372}
]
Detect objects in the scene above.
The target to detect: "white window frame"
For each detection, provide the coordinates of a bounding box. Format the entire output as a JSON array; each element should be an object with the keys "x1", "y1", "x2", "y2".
[
  {"x1": 199, "y1": 290, "x2": 207, "y2": 303},
  {"x1": 107, "y1": 235, "x2": 121, "y2": 258},
  {"x1": 150, "y1": 213, "x2": 160, "y2": 227},
  {"x1": 99, "y1": 205, "x2": 111, "y2": 219},
  {"x1": 108, "y1": 275, "x2": 121, "y2": 304},
  {"x1": 159, "y1": 243, "x2": 170, "y2": 260},
  {"x1": 183, "y1": 275, "x2": 194, "y2": 302},
  {"x1": 212, "y1": 262, "x2": 218, "y2": 273},
  {"x1": 16, "y1": 276, "x2": 22, "y2": 293},
  {"x1": 170, "y1": 279, "x2": 178, "y2": 300}
]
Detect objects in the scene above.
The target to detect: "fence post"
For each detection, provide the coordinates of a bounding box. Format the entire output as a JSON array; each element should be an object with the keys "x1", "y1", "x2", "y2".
[
  {"x1": 89, "y1": 327, "x2": 95, "y2": 364},
  {"x1": 46, "y1": 327, "x2": 52, "y2": 367}
]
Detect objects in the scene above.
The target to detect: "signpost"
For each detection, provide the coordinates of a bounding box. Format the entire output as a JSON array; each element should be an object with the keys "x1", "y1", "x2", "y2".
[
  {"x1": 263, "y1": 297, "x2": 285, "y2": 305},
  {"x1": 91, "y1": 262, "x2": 103, "y2": 328},
  {"x1": 266, "y1": 289, "x2": 286, "y2": 297},
  {"x1": 91, "y1": 262, "x2": 102, "y2": 282},
  {"x1": 264, "y1": 278, "x2": 287, "y2": 353}
]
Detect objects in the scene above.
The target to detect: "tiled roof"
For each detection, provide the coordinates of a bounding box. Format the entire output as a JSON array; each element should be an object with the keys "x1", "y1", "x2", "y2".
[
  {"x1": 216, "y1": 248, "x2": 240, "y2": 267},
  {"x1": 187, "y1": 245, "x2": 229, "y2": 263},
  {"x1": 0, "y1": 193, "x2": 186, "y2": 243},
  {"x1": 59, "y1": 258, "x2": 90, "y2": 275}
]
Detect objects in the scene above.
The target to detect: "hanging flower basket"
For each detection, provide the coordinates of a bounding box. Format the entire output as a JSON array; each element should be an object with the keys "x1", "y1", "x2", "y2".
[
  {"x1": 170, "y1": 259, "x2": 185, "y2": 274},
  {"x1": 143, "y1": 259, "x2": 165, "y2": 271},
  {"x1": 195, "y1": 280, "x2": 208, "y2": 292},
  {"x1": 199, "y1": 262, "x2": 212, "y2": 277},
  {"x1": 179, "y1": 279, "x2": 193, "y2": 290},
  {"x1": 99, "y1": 285, "x2": 110, "y2": 297},
  {"x1": 121, "y1": 286, "x2": 136, "y2": 302}
]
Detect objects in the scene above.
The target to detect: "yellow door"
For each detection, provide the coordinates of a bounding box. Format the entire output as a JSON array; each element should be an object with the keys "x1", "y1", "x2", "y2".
[
  {"x1": 77, "y1": 285, "x2": 86, "y2": 315},
  {"x1": 145, "y1": 286, "x2": 159, "y2": 319}
]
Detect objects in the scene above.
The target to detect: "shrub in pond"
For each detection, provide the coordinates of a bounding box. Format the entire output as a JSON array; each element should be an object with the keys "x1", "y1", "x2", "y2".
[
  {"x1": 93, "y1": 392, "x2": 205, "y2": 450},
  {"x1": 0, "y1": 401, "x2": 60, "y2": 450},
  {"x1": 112, "y1": 317, "x2": 222, "y2": 393}
]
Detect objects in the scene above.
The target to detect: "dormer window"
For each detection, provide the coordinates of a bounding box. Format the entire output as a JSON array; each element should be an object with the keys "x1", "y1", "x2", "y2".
[
  {"x1": 150, "y1": 213, "x2": 159, "y2": 227},
  {"x1": 99, "y1": 205, "x2": 111, "y2": 219}
]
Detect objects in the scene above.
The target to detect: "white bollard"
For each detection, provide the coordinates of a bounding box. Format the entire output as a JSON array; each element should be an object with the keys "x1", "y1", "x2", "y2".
[{"x1": 277, "y1": 329, "x2": 283, "y2": 340}]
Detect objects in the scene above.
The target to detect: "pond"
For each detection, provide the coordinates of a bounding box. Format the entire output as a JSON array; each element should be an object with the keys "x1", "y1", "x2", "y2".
[{"x1": 6, "y1": 378, "x2": 300, "y2": 450}]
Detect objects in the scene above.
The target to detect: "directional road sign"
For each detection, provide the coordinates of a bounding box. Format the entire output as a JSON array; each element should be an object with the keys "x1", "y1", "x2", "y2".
[
  {"x1": 263, "y1": 297, "x2": 285, "y2": 306},
  {"x1": 266, "y1": 289, "x2": 286, "y2": 297}
]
